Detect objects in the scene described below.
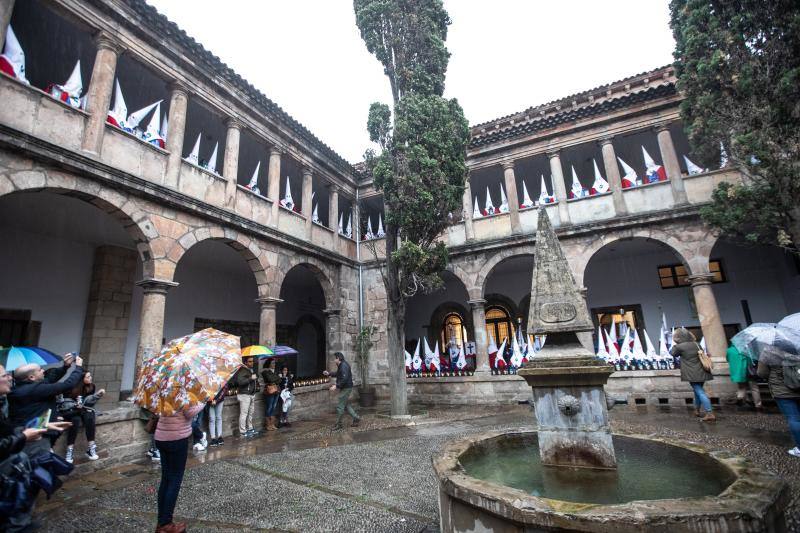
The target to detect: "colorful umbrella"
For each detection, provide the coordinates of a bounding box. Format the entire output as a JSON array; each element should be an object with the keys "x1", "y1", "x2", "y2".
[
  {"x1": 270, "y1": 345, "x2": 299, "y2": 356},
  {"x1": 242, "y1": 345, "x2": 274, "y2": 358},
  {"x1": 133, "y1": 328, "x2": 243, "y2": 416},
  {"x1": 0, "y1": 346, "x2": 63, "y2": 371}
]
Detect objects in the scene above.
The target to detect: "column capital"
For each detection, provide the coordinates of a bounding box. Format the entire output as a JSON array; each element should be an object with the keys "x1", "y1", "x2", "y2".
[
  {"x1": 545, "y1": 148, "x2": 561, "y2": 159},
  {"x1": 328, "y1": 182, "x2": 340, "y2": 193},
  {"x1": 654, "y1": 122, "x2": 672, "y2": 133},
  {"x1": 94, "y1": 32, "x2": 124, "y2": 54},
  {"x1": 599, "y1": 136, "x2": 615, "y2": 147},
  {"x1": 687, "y1": 273, "x2": 715, "y2": 287},
  {"x1": 467, "y1": 298, "x2": 487, "y2": 309},
  {"x1": 301, "y1": 166, "x2": 313, "y2": 178},
  {"x1": 269, "y1": 146, "x2": 284, "y2": 157},
  {"x1": 135, "y1": 278, "x2": 179, "y2": 294},
  {"x1": 501, "y1": 160, "x2": 516, "y2": 171},
  {"x1": 168, "y1": 81, "x2": 189, "y2": 97},
  {"x1": 255, "y1": 296, "x2": 283, "y2": 309},
  {"x1": 323, "y1": 308, "x2": 342, "y2": 316},
  {"x1": 225, "y1": 116, "x2": 243, "y2": 130}
]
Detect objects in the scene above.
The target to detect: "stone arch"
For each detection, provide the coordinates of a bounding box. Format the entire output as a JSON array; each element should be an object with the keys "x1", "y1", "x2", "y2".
[
  {"x1": 444, "y1": 262, "x2": 473, "y2": 299},
  {"x1": 274, "y1": 258, "x2": 337, "y2": 310},
  {"x1": 477, "y1": 246, "x2": 536, "y2": 298},
  {"x1": 0, "y1": 169, "x2": 158, "y2": 277},
  {"x1": 170, "y1": 226, "x2": 272, "y2": 296},
  {"x1": 428, "y1": 301, "x2": 473, "y2": 346}
]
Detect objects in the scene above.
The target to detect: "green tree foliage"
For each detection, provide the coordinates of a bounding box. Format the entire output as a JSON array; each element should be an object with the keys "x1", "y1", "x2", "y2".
[
  {"x1": 670, "y1": 0, "x2": 800, "y2": 253},
  {"x1": 355, "y1": 0, "x2": 470, "y2": 415}
]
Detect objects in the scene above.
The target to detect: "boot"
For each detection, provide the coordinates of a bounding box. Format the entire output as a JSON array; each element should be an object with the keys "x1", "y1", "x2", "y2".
[
  {"x1": 267, "y1": 416, "x2": 277, "y2": 431},
  {"x1": 694, "y1": 409, "x2": 702, "y2": 417},
  {"x1": 701, "y1": 412, "x2": 716, "y2": 422},
  {"x1": 155, "y1": 521, "x2": 187, "y2": 533}
]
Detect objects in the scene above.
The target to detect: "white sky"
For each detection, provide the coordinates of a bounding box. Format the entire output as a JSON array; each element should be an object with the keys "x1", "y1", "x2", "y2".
[{"x1": 146, "y1": 1, "x2": 676, "y2": 163}]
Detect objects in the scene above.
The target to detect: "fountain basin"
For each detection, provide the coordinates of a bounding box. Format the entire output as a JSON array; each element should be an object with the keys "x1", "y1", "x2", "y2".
[{"x1": 433, "y1": 429, "x2": 788, "y2": 532}]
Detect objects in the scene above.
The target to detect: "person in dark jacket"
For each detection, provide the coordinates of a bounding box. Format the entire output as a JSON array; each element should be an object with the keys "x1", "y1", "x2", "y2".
[
  {"x1": 757, "y1": 346, "x2": 800, "y2": 457},
  {"x1": 58, "y1": 371, "x2": 105, "y2": 463},
  {"x1": 9, "y1": 354, "x2": 85, "y2": 433},
  {"x1": 323, "y1": 352, "x2": 361, "y2": 430},
  {"x1": 235, "y1": 357, "x2": 258, "y2": 438},
  {"x1": 277, "y1": 365, "x2": 295, "y2": 427},
  {"x1": 261, "y1": 359, "x2": 281, "y2": 431},
  {"x1": 670, "y1": 328, "x2": 715, "y2": 422}
]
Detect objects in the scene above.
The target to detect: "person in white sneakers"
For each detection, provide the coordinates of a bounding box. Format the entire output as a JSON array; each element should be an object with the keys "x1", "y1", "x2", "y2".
[
  {"x1": 758, "y1": 346, "x2": 800, "y2": 457},
  {"x1": 57, "y1": 371, "x2": 105, "y2": 463}
]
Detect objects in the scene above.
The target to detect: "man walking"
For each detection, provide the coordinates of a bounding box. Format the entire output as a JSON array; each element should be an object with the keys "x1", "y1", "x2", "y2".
[
  {"x1": 235, "y1": 356, "x2": 258, "y2": 437},
  {"x1": 323, "y1": 352, "x2": 360, "y2": 430}
]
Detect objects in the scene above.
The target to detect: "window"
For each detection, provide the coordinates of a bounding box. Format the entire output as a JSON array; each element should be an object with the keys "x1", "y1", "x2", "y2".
[
  {"x1": 441, "y1": 313, "x2": 466, "y2": 349},
  {"x1": 485, "y1": 306, "x2": 515, "y2": 345},
  {"x1": 658, "y1": 260, "x2": 725, "y2": 289}
]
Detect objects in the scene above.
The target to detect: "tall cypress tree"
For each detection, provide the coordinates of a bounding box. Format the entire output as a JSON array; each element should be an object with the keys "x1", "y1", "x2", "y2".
[
  {"x1": 670, "y1": 0, "x2": 800, "y2": 254},
  {"x1": 354, "y1": 0, "x2": 469, "y2": 415}
]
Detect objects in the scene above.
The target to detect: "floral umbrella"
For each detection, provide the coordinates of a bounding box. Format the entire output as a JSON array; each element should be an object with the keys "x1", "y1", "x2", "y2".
[{"x1": 134, "y1": 328, "x2": 242, "y2": 416}]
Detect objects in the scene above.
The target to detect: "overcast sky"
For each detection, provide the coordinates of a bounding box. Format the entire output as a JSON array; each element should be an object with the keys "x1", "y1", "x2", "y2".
[{"x1": 147, "y1": 1, "x2": 676, "y2": 163}]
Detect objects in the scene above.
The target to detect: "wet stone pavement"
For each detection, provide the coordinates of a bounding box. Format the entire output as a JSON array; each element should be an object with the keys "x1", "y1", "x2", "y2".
[{"x1": 36, "y1": 404, "x2": 799, "y2": 532}]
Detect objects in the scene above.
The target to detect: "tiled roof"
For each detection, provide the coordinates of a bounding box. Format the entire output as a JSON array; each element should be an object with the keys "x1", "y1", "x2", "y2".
[
  {"x1": 123, "y1": 0, "x2": 358, "y2": 178},
  {"x1": 469, "y1": 65, "x2": 677, "y2": 149}
]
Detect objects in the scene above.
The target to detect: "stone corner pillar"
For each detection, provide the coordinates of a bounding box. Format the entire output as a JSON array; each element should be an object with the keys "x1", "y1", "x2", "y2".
[
  {"x1": 222, "y1": 117, "x2": 242, "y2": 208},
  {"x1": 329, "y1": 184, "x2": 340, "y2": 248},
  {"x1": 655, "y1": 123, "x2": 689, "y2": 206},
  {"x1": 323, "y1": 307, "x2": 343, "y2": 368},
  {"x1": 462, "y1": 178, "x2": 475, "y2": 241},
  {"x1": 301, "y1": 166, "x2": 313, "y2": 237},
  {"x1": 468, "y1": 298, "x2": 490, "y2": 373},
  {"x1": 687, "y1": 273, "x2": 727, "y2": 364},
  {"x1": 82, "y1": 32, "x2": 124, "y2": 155},
  {"x1": 546, "y1": 149, "x2": 571, "y2": 226},
  {"x1": 134, "y1": 278, "x2": 179, "y2": 382},
  {"x1": 599, "y1": 136, "x2": 629, "y2": 216},
  {"x1": 163, "y1": 81, "x2": 189, "y2": 189},
  {"x1": 501, "y1": 160, "x2": 522, "y2": 234},
  {"x1": 267, "y1": 146, "x2": 283, "y2": 226},
  {"x1": 255, "y1": 296, "x2": 282, "y2": 347}
]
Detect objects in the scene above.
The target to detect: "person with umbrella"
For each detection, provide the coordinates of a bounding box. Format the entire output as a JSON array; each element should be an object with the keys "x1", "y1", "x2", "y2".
[
  {"x1": 757, "y1": 340, "x2": 800, "y2": 457},
  {"x1": 261, "y1": 358, "x2": 281, "y2": 431}
]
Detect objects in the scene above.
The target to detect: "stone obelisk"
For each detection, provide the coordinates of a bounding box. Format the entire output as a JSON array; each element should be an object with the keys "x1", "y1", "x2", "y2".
[{"x1": 518, "y1": 207, "x2": 616, "y2": 469}]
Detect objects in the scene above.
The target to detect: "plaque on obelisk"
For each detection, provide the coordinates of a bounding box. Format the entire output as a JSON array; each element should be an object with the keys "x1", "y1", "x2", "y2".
[{"x1": 518, "y1": 207, "x2": 617, "y2": 469}]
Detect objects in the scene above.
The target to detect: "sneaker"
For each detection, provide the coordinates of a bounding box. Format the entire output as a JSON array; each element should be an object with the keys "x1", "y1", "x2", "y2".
[
  {"x1": 788, "y1": 447, "x2": 800, "y2": 458},
  {"x1": 192, "y1": 442, "x2": 206, "y2": 452},
  {"x1": 208, "y1": 438, "x2": 218, "y2": 447},
  {"x1": 218, "y1": 437, "x2": 224, "y2": 445},
  {"x1": 200, "y1": 431, "x2": 208, "y2": 448},
  {"x1": 86, "y1": 442, "x2": 99, "y2": 461},
  {"x1": 147, "y1": 448, "x2": 161, "y2": 462},
  {"x1": 65, "y1": 446, "x2": 74, "y2": 464}
]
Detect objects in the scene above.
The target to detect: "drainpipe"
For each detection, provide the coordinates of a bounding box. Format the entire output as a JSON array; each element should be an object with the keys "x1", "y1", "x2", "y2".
[{"x1": 356, "y1": 188, "x2": 364, "y2": 330}]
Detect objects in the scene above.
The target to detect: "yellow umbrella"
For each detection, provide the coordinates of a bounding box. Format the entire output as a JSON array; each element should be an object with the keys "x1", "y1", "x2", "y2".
[{"x1": 134, "y1": 328, "x2": 242, "y2": 416}]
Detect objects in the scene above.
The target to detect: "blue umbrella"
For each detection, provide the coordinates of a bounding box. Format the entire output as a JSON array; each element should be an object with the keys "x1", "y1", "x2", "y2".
[
  {"x1": 269, "y1": 345, "x2": 299, "y2": 356},
  {"x1": 0, "y1": 346, "x2": 63, "y2": 371}
]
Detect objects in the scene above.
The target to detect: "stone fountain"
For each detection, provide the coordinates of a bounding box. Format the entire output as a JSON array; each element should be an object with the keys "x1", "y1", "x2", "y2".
[{"x1": 433, "y1": 208, "x2": 788, "y2": 532}]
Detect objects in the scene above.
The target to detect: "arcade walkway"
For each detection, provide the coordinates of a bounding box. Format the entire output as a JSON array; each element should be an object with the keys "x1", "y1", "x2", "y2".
[{"x1": 36, "y1": 405, "x2": 798, "y2": 532}]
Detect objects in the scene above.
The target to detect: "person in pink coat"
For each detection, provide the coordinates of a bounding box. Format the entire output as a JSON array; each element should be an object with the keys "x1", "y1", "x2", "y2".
[{"x1": 153, "y1": 403, "x2": 204, "y2": 533}]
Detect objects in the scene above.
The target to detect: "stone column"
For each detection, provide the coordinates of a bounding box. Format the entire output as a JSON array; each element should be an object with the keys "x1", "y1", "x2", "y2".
[
  {"x1": 82, "y1": 33, "x2": 123, "y2": 155},
  {"x1": 163, "y1": 82, "x2": 189, "y2": 189},
  {"x1": 323, "y1": 308, "x2": 342, "y2": 368},
  {"x1": 468, "y1": 299, "x2": 489, "y2": 373},
  {"x1": 462, "y1": 178, "x2": 475, "y2": 241},
  {"x1": 546, "y1": 150, "x2": 571, "y2": 225},
  {"x1": 501, "y1": 161, "x2": 522, "y2": 233},
  {"x1": 256, "y1": 297, "x2": 282, "y2": 347},
  {"x1": 599, "y1": 137, "x2": 628, "y2": 216},
  {"x1": 302, "y1": 166, "x2": 313, "y2": 237},
  {"x1": 222, "y1": 117, "x2": 241, "y2": 207},
  {"x1": 0, "y1": 0, "x2": 15, "y2": 52},
  {"x1": 656, "y1": 124, "x2": 688, "y2": 205},
  {"x1": 329, "y1": 184, "x2": 340, "y2": 249},
  {"x1": 688, "y1": 274, "x2": 727, "y2": 363},
  {"x1": 134, "y1": 278, "x2": 179, "y2": 380},
  {"x1": 352, "y1": 198, "x2": 360, "y2": 243},
  {"x1": 267, "y1": 147, "x2": 282, "y2": 226}
]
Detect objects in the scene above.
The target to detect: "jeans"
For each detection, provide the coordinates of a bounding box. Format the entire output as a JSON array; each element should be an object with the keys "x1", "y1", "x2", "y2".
[
  {"x1": 690, "y1": 382, "x2": 712, "y2": 412},
  {"x1": 775, "y1": 398, "x2": 800, "y2": 448},
  {"x1": 66, "y1": 410, "x2": 97, "y2": 445},
  {"x1": 191, "y1": 409, "x2": 205, "y2": 444},
  {"x1": 208, "y1": 402, "x2": 224, "y2": 439},
  {"x1": 237, "y1": 394, "x2": 254, "y2": 434},
  {"x1": 335, "y1": 388, "x2": 359, "y2": 425},
  {"x1": 155, "y1": 437, "x2": 189, "y2": 526},
  {"x1": 265, "y1": 393, "x2": 278, "y2": 417}
]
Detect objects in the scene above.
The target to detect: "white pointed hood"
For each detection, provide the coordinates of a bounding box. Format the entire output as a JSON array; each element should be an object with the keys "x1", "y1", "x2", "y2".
[
  {"x1": 160, "y1": 112, "x2": 169, "y2": 140},
  {"x1": 282, "y1": 176, "x2": 294, "y2": 207},
  {"x1": 643, "y1": 329, "x2": 658, "y2": 358},
  {"x1": 632, "y1": 330, "x2": 646, "y2": 359},
  {"x1": 1, "y1": 25, "x2": 28, "y2": 82},
  {"x1": 186, "y1": 133, "x2": 201, "y2": 165},
  {"x1": 538, "y1": 175, "x2": 551, "y2": 205},
  {"x1": 596, "y1": 326, "x2": 609, "y2": 360},
  {"x1": 484, "y1": 186, "x2": 495, "y2": 214},
  {"x1": 472, "y1": 196, "x2": 482, "y2": 219},
  {"x1": 377, "y1": 213, "x2": 385, "y2": 237},
  {"x1": 591, "y1": 160, "x2": 610, "y2": 194},
  {"x1": 60, "y1": 60, "x2": 82, "y2": 96},
  {"x1": 617, "y1": 156, "x2": 638, "y2": 187},
  {"x1": 108, "y1": 80, "x2": 128, "y2": 126},
  {"x1": 127, "y1": 100, "x2": 162, "y2": 129},
  {"x1": 365, "y1": 215, "x2": 374, "y2": 239},
  {"x1": 345, "y1": 213, "x2": 352, "y2": 238},
  {"x1": 498, "y1": 185, "x2": 509, "y2": 213},
  {"x1": 658, "y1": 328, "x2": 671, "y2": 358},
  {"x1": 312, "y1": 203, "x2": 320, "y2": 224},
  {"x1": 570, "y1": 166, "x2": 584, "y2": 197},
  {"x1": 206, "y1": 142, "x2": 219, "y2": 174},
  {"x1": 495, "y1": 338, "x2": 507, "y2": 368},
  {"x1": 247, "y1": 161, "x2": 261, "y2": 189},
  {"x1": 619, "y1": 329, "x2": 633, "y2": 360},
  {"x1": 412, "y1": 339, "x2": 422, "y2": 370},
  {"x1": 683, "y1": 155, "x2": 704, "y2": 175},
  {"x1": 642, "y1": 146, "x2": 659, "y2": 170},
  {"x1": 521, "y1": 180, "x2": 534, "y2": 208},
  {"x1": 487, "y1": 332, "x2": 498, "y2": 355}
]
